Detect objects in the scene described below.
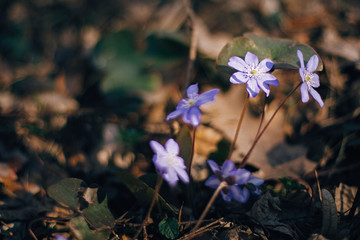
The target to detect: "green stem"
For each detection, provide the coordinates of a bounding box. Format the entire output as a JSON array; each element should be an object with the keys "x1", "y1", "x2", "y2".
[
  {"x1": 188, "y1": 181, "x2": 227, "y2": 239},
  {"x1": 133, "y1": 176, "x2": 163, "y2": 240},
  {"x1": 228, "y1": 94, "x2": 249, "y2": 160},
  {"x1": 240, "y1": 82, "x2": 302, "y2": 168}
]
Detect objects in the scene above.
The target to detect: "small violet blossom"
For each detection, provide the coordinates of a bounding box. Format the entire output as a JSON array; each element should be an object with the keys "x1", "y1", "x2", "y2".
[
  {"x1": 205, "y1": 160, "x2": 259, "y2": 203},
  {"x1": 297, "y1": 50, "x2": 324, "y2": 107},
  {"x1": 246, "y1": 176, "x2": 264, "y2": 196},
  {"x1": 228, "y1": 52, "x2": 279, "y2": 98},
  {"x1": 150, "y1": 139, "x2": 189, "y2": 187},
  {"x1": 54, "y1": 235, "x2": 68, "y2": 240},
  {"x1": 166, "y1": 84, "x2": 219, "y2": 127}
]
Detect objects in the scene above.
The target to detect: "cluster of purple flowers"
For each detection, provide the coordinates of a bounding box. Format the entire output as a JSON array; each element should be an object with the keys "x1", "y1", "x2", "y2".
[
  {"x1": 149, "y1": 49, "x2": 324, "y2": 202},
  {"x1": 228, "y1": 50, "x2": 323, "y2": 106}
]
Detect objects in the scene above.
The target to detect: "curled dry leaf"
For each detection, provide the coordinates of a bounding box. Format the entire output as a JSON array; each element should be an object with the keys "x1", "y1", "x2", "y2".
[{"x1": 321, "y1": 189, "x2": 338, "y2": 237}]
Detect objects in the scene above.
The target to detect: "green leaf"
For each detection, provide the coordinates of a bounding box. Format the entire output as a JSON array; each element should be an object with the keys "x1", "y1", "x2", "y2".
[
  {"x1": 93, "y1": 30, "x2": 161, "y2": 96},
  {"x1": 70, "y1": 216, "x2": 111, "y2": 240},
  {"x1": 47, "y1": 178, "x2": 86, "y2": 210},
  {"x1": 216, "y1": 33, "x2": 323, "y2": 74},
  {"x1": 116, "y1": 172, "x2": 178, "y2": 214},
  {"x1": 82, "y1": 194, "x2": 115, "y2": 229},
  {"x1": 158, "y1": 217, "x2": 179, "y2": 240}
]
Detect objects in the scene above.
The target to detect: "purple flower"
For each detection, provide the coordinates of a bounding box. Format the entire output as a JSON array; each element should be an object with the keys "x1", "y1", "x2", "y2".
[
  {"x1": 150, "y1": 139, "x2": 189, "y2": 186},
  {"x1": 297, "y1": 50, "x2": 324, "y2": 107},
  {"x1": 205, "y1": 160, "x2": 252, "y2": 203},
  {"x1": 228, "y1": 52, "x2": 279, "y2": 98},
  {"x1": 54, "y1": 235, "x2": 68, "y2": 240},
  {"x1": 166, "y1": 84, "x2": 219, "y2": 127},
  {"x1": 246, "y1": 176, "x2": 264, "y2": 195}
]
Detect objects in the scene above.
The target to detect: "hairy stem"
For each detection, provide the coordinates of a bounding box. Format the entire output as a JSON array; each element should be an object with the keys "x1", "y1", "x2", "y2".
[
  {"x1": 228, "y1": 94, "x2": 249, "y2": 160},
  {"x1": 133, "y1": 176, "x2": 163, "y2": 240},
  {"x1": 188, "y1": 181, "x2": 227, "y2": 239},
  {"x1": 240, "y1": 82, "x2": 301, "y2": 167}
]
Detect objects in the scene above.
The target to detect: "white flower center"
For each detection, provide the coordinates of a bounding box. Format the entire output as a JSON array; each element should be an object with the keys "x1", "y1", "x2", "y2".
[
  {"x1": 184, "y1": 95, "x2": 198, "y2": 107},
  {"x1": 304, "y1": 71, "x2": 315, "y2": 88},
  {"x1": 248, "y1": 65, "x2": 260, "y2": 78}
]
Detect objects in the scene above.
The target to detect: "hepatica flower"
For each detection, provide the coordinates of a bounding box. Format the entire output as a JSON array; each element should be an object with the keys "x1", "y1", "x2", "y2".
[
  {"x1": 150, "y1": 139, "x2": 189, "y2": 186},
  {"x1": 166, "y1": 84, "x2": 219, "y2": 127},
  {"x1": 297, "y1": 50, "x2": 324, "y2": 107},
  {"x1": 205, "y1": 160, "x2": 259, "y2": 203},
  {"x1": 228, "y1": 52, "x2": 279, "y2": 98}
]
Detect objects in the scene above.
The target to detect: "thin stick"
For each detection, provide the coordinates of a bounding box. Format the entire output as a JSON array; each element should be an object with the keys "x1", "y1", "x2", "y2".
[
  {"x1": 187, "y1": 127, "x2": 196, "y2": 214},
  {"x1": 228, "y1": 94, "x2": 249, "y2": 160},
  {"x1": 315, "y1": 169, "x2": 322, "y2": 201},
  {"x1": 255, "y1": 95, "x2": 267, "y2": 138},
  {"x1": 348, "y1": 188, "x2": 360, "y2": 218},
  {"x1": 182, "y1": 0, "x2": 198, "y2": 94},
  {"x1": 133, "y1": 176, "x2": 163, "y2": 240},
  {"x1": 240, "y1": 82, "x2": 302, "y2": 167},
  {"x1": 188, "y1": 181, "x2": 227, "y2": 239}
]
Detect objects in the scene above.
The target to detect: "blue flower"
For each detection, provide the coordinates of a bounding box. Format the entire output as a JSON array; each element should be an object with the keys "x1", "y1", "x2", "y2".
[
  {"x1": 150, "y1": 139, "x2": 189, "y2": 186},
  {"x1": 245, "y1": 176, "x2": 264, "y2": 195},
  {"x1": 54, "y1": 235, "x2": 68, "y2": 240},
  {"x1": 228, "y1": 52, "x2": 279, "y2": 98},
  {"x1": 205, "y1": 160, "x2": 252, "y2": 203},
  {"x1": 166, "y1": 84, "x2": 219, "y2": 127},
  {"x1": 297, "y1": 50, "x2": 324, "y2": 107}
]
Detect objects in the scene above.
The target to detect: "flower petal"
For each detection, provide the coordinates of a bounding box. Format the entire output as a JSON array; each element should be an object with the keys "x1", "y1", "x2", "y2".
[
  {"x1": 298, "y1": 68, "x2": 305, "y2": 82},
  {"x1": 222, "y1": 160, "x2": 235, "y2": 176},
  {"x1": 205, "y1": 175, "x2": 221, "y2": 189},
  {"x1": 309, "y1": 87, "x2": 324, "y2": 107},
  {"x1": 196, "y1": 89, "x2": 219, "y2": 106},
  {"x1": 310, "y1": 73, "x2": 320, "y2": 88},
  {"x1": 262, "y1": 73, "x2": 279, "y2": 86},
  {"x1": 246, "y1": 79, "x2": 260, "y2": 98},
  {"x1": 228, "y1": 56, "x2": 249, "y2": 72},
  {"x1": 297, "y1": 50, "x2": 305, "y2": 70},
  {"x1": 221, "y1": 190, "x2": 232, "y2": 202},
  {"x1": 176, "y1": 167, "x2": 189, "y2": 184},
  {"x1": 186, "y1": 84, "x2": 199, "y2": 98},
  {"x1": 150, "y1": 140, "x2": 166, "y2": 156},
  {"x1": 163, "y1": 168, "x2": 179, "y2": 186},
  {"x1": 165, "y1": 138, "x2": 179, "y2": 156},
  {"x1": 232, "y1": 169, "x2": 251, "y2": 185},
  {"x1": 229, "y1": 186, "x2": 249, "y2": 203},
  {"x1": 300, "y1": 82, "x2": 310, "y2": 103},
  {"x1": 306, "y1": 55, "x2": 319, "y2": 73},
  {"x1": 259, "y1": 82, "x2": 270, "y2": 97},
  {"x1": 207, "y1": 160, "x2": 220, "y2": 173},
  {"x1": 258, "y1": 58, "x2": 273, "y2": 73},
  {"x1": 166, "y1": 108, "x2": 185, "y2": 121},
  {"x1": 183, "y1": 107, "x2": 201, "y2": 126},
  {"x1": 248, "y1": 176, "x2": 264, "y2": 186},
  {"x1": 245, "y1": 52, "x2": 259, "y2": 66},
  {"x1": 230, "y1": 72, "x2": 249, "y2": 84}
]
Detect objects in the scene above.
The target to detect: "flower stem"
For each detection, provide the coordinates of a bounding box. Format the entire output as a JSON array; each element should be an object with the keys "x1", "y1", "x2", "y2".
[
  {"x1": 133, "y1": 175, "x2": 163, "y2": 240},
  {"x1": 240, "y1": 82, "x2": 302, "y2": 167},
  {"x1": 188, "y1": 126, "x2": 197, "y2": 177},
  {"x1": 255, "y1": 95, "x2": 267, "y2": 138},
  {"x1": 188, "y1": 181, "x2": 227, "y2": 239},
  {"x1": 228, "y1": 94, "x2": 249, "y2": 160}
]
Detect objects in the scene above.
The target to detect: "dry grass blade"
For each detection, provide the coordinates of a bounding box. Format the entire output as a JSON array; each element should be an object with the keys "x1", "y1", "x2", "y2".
[{"x1": 178, "y1": 217, "x2": 225, "y2": 240}]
